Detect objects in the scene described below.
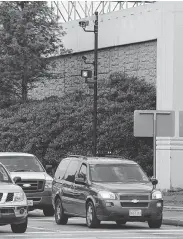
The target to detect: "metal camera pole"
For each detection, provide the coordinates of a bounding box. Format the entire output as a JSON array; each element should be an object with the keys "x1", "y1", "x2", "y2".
[
  {"x1": 79, "y1": 12, "x2": 98, "y2": 156},
  {"x1": 93, "y1": 12, "x2": 98, "y2": 156}
]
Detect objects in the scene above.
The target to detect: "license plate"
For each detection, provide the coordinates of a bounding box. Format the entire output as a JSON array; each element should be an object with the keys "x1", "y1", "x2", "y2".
[
  {"x1": 28, "y1": 200, "x2": 33, "y2": 206},
  {"x1": 129, "y1": 209, "x2": 142, "y2": 217}
]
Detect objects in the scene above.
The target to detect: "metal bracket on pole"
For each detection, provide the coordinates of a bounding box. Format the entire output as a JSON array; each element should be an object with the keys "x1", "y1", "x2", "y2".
[
  {"x1": 84, "y1": 29, "x2": 94, "y2": 33},
  {"x1": 84, "y1": 61, "x2": 94, "y2": 65}
]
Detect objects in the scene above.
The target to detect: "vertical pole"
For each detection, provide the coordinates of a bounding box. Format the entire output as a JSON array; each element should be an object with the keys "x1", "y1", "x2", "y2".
[
  {"x1": 68, "y1": 1, "x2": 70, "y2": 22},
  {"x1": 74, "y1": 1, "x2": 76, "y2": 20},
  {"x1": 153, "y1": 113, "x2": 157, "y2": 179},
  {"x1": 57, "y1": 1, "x2": 59, "y2": 22},
  {"x1": 93, "y1": 12, "x2": 98, "y2": 156}
]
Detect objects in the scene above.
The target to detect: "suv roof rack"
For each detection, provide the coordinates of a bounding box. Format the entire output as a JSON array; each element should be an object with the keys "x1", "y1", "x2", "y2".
[
  {"x1": 67, "y1": 155, "x2": 88, "y2": 160},
  {"x1": 96, "y1": 153, "x2": 123, "y2": 158}
]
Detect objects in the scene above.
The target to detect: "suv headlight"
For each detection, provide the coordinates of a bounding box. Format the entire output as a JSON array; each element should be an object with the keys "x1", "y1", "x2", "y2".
[
  {"x1": 98, "y1": 191, "x2": 116, "y2": 200},
  {"x1": 152, "y1": 190, "x2": 163, "y2": 200},
  {"x1": 14, "y1": 192, "x2": 25, "y2": 202},
  {"x1": 45, "y1": 180, "x2": 53, "y2": 189}
]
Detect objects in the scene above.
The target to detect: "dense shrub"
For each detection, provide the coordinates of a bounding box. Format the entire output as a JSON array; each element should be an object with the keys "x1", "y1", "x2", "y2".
[{"x1": 0, "y1": 72, "x2": 156, "y2": 176}]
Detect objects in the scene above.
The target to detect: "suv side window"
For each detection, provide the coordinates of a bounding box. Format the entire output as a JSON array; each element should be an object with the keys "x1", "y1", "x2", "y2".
[
  {"x1": 64, "y1": 160, "x2": 80, "y2": 183},
  {"x1": 78, "y1": 164, "x2": 87, "y2": 180},
  {"x1": 54, "y1": 159, "x2": 70, "y2": 180}
]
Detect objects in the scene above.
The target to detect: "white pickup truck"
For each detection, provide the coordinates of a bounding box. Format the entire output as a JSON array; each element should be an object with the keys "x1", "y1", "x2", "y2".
[{"x1": 0, "y1": 152, "x2": 54, "y2": 216}]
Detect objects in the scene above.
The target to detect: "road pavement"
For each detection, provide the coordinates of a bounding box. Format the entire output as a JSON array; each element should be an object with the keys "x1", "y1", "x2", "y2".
[
  {"x1": 1, "y1": 211, "x2": 183, "y2": 239},
  {"x1": 163, "y1": 209, "x2": 183, "y2": 227}
]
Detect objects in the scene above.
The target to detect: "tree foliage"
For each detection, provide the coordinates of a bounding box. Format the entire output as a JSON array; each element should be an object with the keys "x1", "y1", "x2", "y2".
[
  {"x1": 0, "y1": 72, "x2": 156, "y2": 176},
  {"x1": 0, "y1": 1, "x2": 68, "y2": 103}
]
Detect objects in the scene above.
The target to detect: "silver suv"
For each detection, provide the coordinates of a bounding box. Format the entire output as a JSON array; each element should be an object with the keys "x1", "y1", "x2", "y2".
[
  {"x1": 0, "y1": 152, "x2": 54, "y2": 216},
  {"x1": 0, "y1": 163, "x2": 28, "y2": 233}
]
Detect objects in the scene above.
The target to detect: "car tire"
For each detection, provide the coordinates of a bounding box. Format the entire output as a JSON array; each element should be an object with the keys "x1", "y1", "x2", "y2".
[
  {"x1": 11, "y1": 217, "x2": 28, "y2": 233},
  {"x1": 116, "y1": 220, "x2": 126, "y2": 226},
  {"x1": 55, "y1": 197, "x2": 68, "y2": 225},
  {"x1": 43, "y1": 206, "x2": 55, "y2": 216},
  {"x1": 86, "y1": 201, "x2": 100, "y2": 228},
  {"x1": 148, "y1": 217, "x2": 162, "y2": 229}
]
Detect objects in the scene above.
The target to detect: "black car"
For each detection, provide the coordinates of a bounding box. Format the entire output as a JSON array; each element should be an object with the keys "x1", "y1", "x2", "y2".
[{"x1": 52, "y1": 155, "x2": 163, "y2": 228}]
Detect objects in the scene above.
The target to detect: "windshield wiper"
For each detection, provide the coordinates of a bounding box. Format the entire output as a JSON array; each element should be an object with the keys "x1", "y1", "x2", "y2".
[
  {"x1": 126, "y1": 179, "x2": 139, "y2": 182},
  {"x1": 13, "y1": 169, "x2": 36, "y2": 172},
  {"x1": 13, "y1": 169, "x2": 27, "y2": 172}
]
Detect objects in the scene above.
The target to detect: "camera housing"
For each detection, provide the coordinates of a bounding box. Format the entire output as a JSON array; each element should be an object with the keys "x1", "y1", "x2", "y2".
[
  {"x1": 79, "y1": 20, "x2": 89, "y2": 28},
  {"x1": 82, "y1": 56, "x2": 87, "y2": 61}
]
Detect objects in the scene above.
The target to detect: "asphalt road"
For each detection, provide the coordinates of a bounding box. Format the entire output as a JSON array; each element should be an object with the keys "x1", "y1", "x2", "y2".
[{"x1": 0, "y1": 211, "x2": 183, "y2": 239}]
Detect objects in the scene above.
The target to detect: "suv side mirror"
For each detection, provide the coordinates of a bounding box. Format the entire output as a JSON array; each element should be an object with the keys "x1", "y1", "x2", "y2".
[
  {"x1": 150, "y1": 177, "x2": 158, "y2": 186},
  {"x1": 14, "y1": 176, "x2": 21, "y2": 183},
  {"x1": 75, "y1": 177, "x2": 86, "y2": 185}
]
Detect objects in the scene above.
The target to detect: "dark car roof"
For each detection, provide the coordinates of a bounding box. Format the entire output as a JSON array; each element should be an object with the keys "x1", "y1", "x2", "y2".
[{"x1": 66, "y1": 155, "x2": 137, "y2": 165}]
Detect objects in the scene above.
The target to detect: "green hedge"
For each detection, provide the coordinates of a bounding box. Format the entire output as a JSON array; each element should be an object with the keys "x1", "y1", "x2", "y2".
[{"x1": 0, "y1": 72, "x2": 156, "y2": 176}]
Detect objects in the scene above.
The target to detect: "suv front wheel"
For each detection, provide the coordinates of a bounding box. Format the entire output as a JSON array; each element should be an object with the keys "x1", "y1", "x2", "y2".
[
  {"x1": 43, "y1": 206, "x2": 54, "y2": 216},
  {"x1": 148, "y1": 217, "x2": 162, "y2": 228},
  {"x1": 55, "y1": 197, "x2": 68, "y2": 225},
  {"x1": 86, "y1": 201, "x2": 100, "y2": 228},
  {"x1": 11, "y1": 217, "x2": 28, "y2": 233}
]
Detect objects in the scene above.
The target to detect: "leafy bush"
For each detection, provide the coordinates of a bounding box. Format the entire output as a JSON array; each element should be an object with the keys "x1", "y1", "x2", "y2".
[{"x1": 0, "y1": 72, "x2": 156, "y2": 176}]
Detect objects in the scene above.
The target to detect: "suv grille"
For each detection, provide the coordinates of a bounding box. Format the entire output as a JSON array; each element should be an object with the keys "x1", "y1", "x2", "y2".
[
  {"x1": 119, "y1": 195, "x2": 149, "y2": 201},
  {"x1": 121, "y1": 202, "x2": 149, "y2": 208},
  {"x1": 6, "y1": 193, "x2": 14, "y2": 202},
  {"x1": 0, "y1": 193, "x2": 14, "y2": 202},
  {"x1": 17, "y1": 180, "x2": 44, "y2": 193},
  {"x1": 0, "y1": 193, "x2": 3, "y2": 201}
]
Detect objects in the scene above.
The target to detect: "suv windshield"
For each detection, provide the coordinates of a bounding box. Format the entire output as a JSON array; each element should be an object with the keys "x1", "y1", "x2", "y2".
[
  {"x1": 0, "y1": 156, "x2": 44, "y2": 172},
  {"x1": 0, "y1": 165, "x2": 12, "y2": 183},
  {"x1": 89, "y1": 164, "x2": 149, "y2": 183}
]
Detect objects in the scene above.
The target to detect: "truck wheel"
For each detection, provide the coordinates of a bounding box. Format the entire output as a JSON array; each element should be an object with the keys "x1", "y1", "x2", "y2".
[
  {"x1": 11, "y1": 217, "x2": 28, "y2": 233},
  {"x1": 55, "y1": 197, "x2": 68, "y2": 225},
  {"x1": 43, "y1": 206, "x2": 54, "y2": 216},
  {"x1": 86, "y1": 201, "x2": 100, "y2": 228},
  {"x1": 148, "y1": 217, "x2": 162, "y2": 228}
]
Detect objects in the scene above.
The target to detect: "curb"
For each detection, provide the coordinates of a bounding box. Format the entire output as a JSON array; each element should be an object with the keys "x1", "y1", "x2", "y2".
[
  {"x1": 163, "y1": 219, "x2": 183, "y2": 227},
  {"x1": 164, "y1": 206, "x2": 183, "y2": 211}
]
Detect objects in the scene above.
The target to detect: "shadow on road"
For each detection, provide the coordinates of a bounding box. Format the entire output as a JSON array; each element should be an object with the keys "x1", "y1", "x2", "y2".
[
  {"x1": 66, "y1": 222, "x2": 148, "y2": 230},
  {"x1": 27, "y1": 211, "x2": 153, "y2": 230}
]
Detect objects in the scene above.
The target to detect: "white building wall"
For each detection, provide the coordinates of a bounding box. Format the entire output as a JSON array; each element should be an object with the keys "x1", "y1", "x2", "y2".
[{"x1": 62, "y1": 3, "x2": 160, "y2": 52}]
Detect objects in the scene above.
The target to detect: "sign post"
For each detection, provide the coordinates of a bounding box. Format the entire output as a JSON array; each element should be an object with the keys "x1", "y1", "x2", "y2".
[
  {"x1": 153, "y1": 113, "x2": 157, "y2": 178},
  {"x1": 134, "y1": 110, "x2": 175, "y2": 179}
]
